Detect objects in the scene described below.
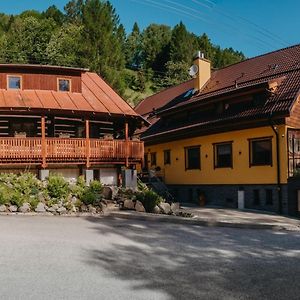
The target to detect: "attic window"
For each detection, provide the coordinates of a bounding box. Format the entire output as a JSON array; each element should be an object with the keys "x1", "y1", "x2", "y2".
[
  {"x1": 8, "y1": 75, "x2": 22, "y2": 90},
  {"x1": 58, "y1": 78, "x2": 71, "y2": 92}
]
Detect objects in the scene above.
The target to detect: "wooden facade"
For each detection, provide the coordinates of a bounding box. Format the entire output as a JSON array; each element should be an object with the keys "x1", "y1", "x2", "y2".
[{"x1": 0, "y1": 64, "x2": 144, "y2": 172}]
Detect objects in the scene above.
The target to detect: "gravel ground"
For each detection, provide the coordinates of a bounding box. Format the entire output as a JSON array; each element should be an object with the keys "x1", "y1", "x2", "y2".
[{"x1": 0, "y1": 215, "x2": 299, "y2": 300}]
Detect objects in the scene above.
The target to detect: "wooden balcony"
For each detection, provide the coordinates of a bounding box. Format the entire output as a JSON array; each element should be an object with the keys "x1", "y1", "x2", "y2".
[{"x1": 0, "y1": 137, "x2": 144, "y2": 166}]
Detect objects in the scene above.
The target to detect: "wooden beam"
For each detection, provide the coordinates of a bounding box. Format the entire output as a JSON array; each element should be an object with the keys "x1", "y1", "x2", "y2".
[
  {"x1": 86, "y1": 119, "x2": 90, "y2": 168},
  {"x1": 41, "y1": 116, "x2": 47, "y2": 168},
  {"x1": 125, "y1": 122, "x2": 129, "y2": 168}
]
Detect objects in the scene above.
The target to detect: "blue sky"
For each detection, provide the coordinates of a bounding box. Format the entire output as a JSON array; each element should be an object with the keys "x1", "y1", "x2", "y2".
[{"x1": 0, "y1": 0, "x2": 299, "y2": 58}]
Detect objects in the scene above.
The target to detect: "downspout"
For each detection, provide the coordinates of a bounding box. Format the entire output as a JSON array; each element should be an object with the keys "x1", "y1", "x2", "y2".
[{"x1": 269, "y1": 119, "x2": 282, "y2": 214}]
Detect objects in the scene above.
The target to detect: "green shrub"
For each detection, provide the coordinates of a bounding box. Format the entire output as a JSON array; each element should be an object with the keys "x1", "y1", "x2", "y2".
[
  {"x1": 135, "y1": 189, "x2": 163, "y2": 213},
  {"x1": 89, "y1": 180, "x2": 103, "y2": 193},
  {"x1": 71, "y1": 176, "x2": 86, "y2": 199},
  {"x1": 46, "y1": 174, "x2": 70, "y2": 200},
  {"x1": 29, "y1": 197, "x2": 39, "y2": 210}
]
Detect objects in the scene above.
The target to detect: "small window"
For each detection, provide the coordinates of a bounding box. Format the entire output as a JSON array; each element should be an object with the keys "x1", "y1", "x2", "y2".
[
  {"x1": 185, "y1": 146, "x2": 200, "y2": 170},
  {"x1": 250, "y1": 138, "x2": 272, "y2": 166},
  {"x1": 8, "y1": 75, "x2": 22, "y2": 90},
  {"x1": 214, "y1": 142, "x2": 232, "y2": 168},
  {"x1": 164, "y1": 150, "x2": 171, "y2": 165},
  {"x1": 266, "y1": 189, "x2": 273, "y2": 205},
  {"x1": 150, "y1": 152, "x2": 156, "y2": 166},
  {"x1": 58, "y1": 78, "x2": 71, "y2": 92},
  {"x1": 253, "y1": 189, "x2": 260, "y2": 206}
]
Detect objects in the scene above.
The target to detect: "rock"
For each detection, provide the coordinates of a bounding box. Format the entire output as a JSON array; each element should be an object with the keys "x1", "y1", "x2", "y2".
[
  {"x1": 18, "y1": 203, "x2": 31, "y2": 213},
  {"x1": 71, "y1": 196, "x2": 78, "y2": 204},
  {"x1": 47, "y1": 206, "x2": 57, "y2": 214},
  {"x1": 0, "y1": 205, "x2": 7, "y2": 212},
  {"x1": 152, "y1": 205, "x2": 161, "y2": 214},
  {"x1": 158, "y1": 202, "x2": 171, "y2": 215},
  {"x1": 123, "y1": 199, "x2": 135, "y2": 210},
  {"x1": 35, "y1": 202, "x2": 46, "y2": 213},
  {"x1": 80, "y1": 204, "x2": 88, "y2": 212},
  {"x1": 171, "y1": 202, "x2": 180, "y2": 213},
  {"x1": 88, "y1": 205, "x2": 97, "y2": 214},
  {"x1": 38, "y1": 192, "x2": 45, "y2": 202},
  {"x1": 71, "y1": 205, "x2": 77, "y2": 213},
  {"x1": 8, "y1": 205, "x2": 18, "y2": 212},
  {"x1": 135, "y1": 200, "x2": 146, "y2": 213},
  {"x1": 102, "y1": 186, "x2": 113, "y2": 200},
  {"x1": 57, "y1": 207, "x2": 67, "y2": 215}
]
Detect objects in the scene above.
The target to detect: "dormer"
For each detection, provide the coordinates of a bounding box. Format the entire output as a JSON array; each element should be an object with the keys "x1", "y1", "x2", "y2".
[{"x1": 0, "y1": 64, "x2": 86, "y2": 93}]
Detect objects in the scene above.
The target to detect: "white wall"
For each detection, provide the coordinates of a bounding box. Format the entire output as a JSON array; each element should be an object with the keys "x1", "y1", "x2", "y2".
[
  {"x1": 99, "y1": 168, "x2": 118, "y2": 186},
  {"x1": 50, "y1": 169, "x2": 80, "y2": 184}
]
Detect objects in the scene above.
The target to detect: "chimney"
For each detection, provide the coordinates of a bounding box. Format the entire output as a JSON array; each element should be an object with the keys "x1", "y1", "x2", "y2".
[{"x1": 193, "y1": 51, "x2": 211, "y2": 91}]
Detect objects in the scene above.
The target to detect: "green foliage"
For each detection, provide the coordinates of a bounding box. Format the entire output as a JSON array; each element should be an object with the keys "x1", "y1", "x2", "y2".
[
  {"x1": 0, "y1": 173, "x2": 42, "y2": 207},
  {"x1": 135, "y1": 189, "x2": 163, "y2": 213},
  {"x1": 89, "y1": 180, "x2": 103, "y2": 194},
  {"x1": 46, "y1": 174, "x2": 70, "y2": 200}
]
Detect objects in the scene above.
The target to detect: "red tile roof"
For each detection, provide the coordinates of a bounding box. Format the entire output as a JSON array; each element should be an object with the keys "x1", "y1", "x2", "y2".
[{"x1": 0, "y1": 69, "x2": 139, "y2": 118}]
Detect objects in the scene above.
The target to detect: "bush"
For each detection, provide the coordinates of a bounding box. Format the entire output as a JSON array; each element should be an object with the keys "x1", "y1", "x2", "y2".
[
  {"x1": 80, "y1": 180, "x2": 103, "y2": 206},
  {"x1": 135, "y1": 189, "x2": 163, "y2": 213},
  {"x1": 46, "y1": 174, "x2": 70, "y2": 200}
]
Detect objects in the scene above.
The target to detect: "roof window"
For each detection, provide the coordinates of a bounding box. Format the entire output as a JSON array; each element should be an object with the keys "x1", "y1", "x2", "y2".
[{"x1": 58, "y1": 78, "x2": 71, "y2": 92}]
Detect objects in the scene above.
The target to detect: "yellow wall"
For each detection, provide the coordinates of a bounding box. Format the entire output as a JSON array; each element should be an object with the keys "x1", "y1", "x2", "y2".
[{"x1": 145, "y1": 125, "x2": 288, "y2": 185}]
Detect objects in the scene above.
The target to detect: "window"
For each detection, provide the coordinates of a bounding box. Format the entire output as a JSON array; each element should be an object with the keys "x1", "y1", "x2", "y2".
[
  {"x1": 58, "y1": 78, "x2": 71, "y2": 92},
  {"x1": 8, "y1": 75, "x2": 21, "y2": 90},
  {"x1": 185, "y1": 146, "x2": 200, "y2": 170},
  {"x1": 150, "y1": 152, "x2": 156, "y2": 166},
  {"x1": 265, "y1": 189, "x2": 273, "y2": 205},
  {"x1": 164, "y1": 150, "x2": 171, "y2": 165},
  {"x1": 214, "y1": 142, "x2": 233, "y2": 168},
  {"x1": 249, "y1": 138, "x2": 272, "y2": 166},
  {"x1": 253, "y1": 189, "x2": 260, "y2": 206}
]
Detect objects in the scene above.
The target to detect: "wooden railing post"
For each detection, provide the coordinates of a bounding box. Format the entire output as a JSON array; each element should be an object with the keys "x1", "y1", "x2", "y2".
[
  {"x1": 125, "y1": 121, "x2": 129, "y2": 167},
  {"x1": 86, "y1": 119, "x2": 90, "y2": 168},
  {"x1": 41, "y1": 116, "x2": 47, "y2": 168}
]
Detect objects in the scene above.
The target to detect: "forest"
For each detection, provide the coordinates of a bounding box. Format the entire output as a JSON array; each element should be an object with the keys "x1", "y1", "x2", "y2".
[{"x1": 0, "y1": 0, "x2": 245, "y2": 105}]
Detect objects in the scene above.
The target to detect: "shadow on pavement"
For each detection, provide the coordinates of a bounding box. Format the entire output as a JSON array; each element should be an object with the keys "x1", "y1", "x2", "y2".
[{"x1": 84, "y1": 216, "x2": 300, "y2": 299}]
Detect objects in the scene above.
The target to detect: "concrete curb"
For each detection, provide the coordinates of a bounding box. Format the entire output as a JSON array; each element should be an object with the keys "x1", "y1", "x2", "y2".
[{"x1": 107, "y1": 211, "x2": 300, "y2": 232}]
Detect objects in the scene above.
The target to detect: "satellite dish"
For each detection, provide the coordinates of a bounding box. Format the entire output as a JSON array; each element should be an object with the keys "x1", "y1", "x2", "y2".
[{"x1": 188, "y1": 64, "x2": 199, "y2": 77}]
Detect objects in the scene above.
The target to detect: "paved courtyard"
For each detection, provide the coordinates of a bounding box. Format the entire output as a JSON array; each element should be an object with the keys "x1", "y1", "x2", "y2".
[{"x1": 0, "y1": 215, "x2": 300, "y2": 300}]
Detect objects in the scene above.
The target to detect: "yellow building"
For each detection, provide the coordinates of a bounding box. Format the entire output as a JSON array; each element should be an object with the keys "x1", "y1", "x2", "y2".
[{"x1": 135, "y1": 45, "x2": 300, "y2": 216}]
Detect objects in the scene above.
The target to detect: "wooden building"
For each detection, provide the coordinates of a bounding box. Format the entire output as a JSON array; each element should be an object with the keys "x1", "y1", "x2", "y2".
[
  {"x1": 0, "y1": 64, "x2": 144, "y2": 185},
  {"x1": 135, "y1": 45, "x2": 300, "y2": 216}
]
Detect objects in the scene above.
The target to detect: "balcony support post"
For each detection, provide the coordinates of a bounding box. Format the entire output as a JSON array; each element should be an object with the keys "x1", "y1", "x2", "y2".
[
  {"x1": 86, "y1": 119, "x2": 90, "y2": 168},
  {"x1": 125, "y1": 121, "x2": 129, "y2": 168},
  {"x1": 41, "y1": 115, "x2": 47, "y2": 168}
]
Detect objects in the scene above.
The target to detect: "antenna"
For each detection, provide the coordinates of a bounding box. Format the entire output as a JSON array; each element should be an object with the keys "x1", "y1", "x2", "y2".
[{"x1": 188, "y1": 64, "x2": 199, "y2": 77}]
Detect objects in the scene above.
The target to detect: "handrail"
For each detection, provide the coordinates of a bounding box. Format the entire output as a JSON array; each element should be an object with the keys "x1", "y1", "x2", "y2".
[{"x1": 0, "y1": 137, "x2": 144, "y2": 164}]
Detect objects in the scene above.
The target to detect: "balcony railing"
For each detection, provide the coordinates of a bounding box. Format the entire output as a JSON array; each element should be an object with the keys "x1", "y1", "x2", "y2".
[{"x1": 0, "y1": 137, "x2": 144, "y2": 165}]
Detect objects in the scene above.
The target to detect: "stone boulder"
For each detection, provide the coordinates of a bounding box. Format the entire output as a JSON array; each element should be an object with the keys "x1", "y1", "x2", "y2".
[
  {"x1": 35, "y1": 202, "x2": 46, "y2": 213},
  {"x1": 171, "y1": 202, "x2": 180, "y2": 213},
  {"x1": 158, "y1": 202, "x2": 171, "y2": 215},
  {"x1": 88, "y1": 205, "x2": 97, "y2": 214},
  {"x1": 18, "y1": 203, "x2": 31, "y2": 213},
  {"x1": 0, "y1": 205, "x2": 6, "y2": 212},
  {"x1": 47, "y1": 206, "x2": 57, "y2": 214},
  {"x1": 57, "y1": 207, "x2": 67, "y2": 215},
  {"x1": 102, "y1": 186, "x2": 113, "y2": 200},
  {"x1": 8, "y1": 205, "x2": 18, "y2": 212},
  {"x1": 152, "y1": 205, "x2": 161, "y2": 214},
  {"x1": 80, "y1": 204, "x2": 88, "y2": 212},
  {"x1": 135, "y1": 200, "x2": 146, "y2": 213},
  {"x1": 123, "y1": 199, "x2": 135, "y2": 210}
]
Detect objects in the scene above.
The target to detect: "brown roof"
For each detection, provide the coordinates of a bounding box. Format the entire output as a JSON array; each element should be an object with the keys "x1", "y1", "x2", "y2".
[
  {"x1": 134, "y1": 79, "x2": 194, "y2": 116},
  {"x1": 139, "y1": 44, "x2": 300, "y2": 141},
  {"x1": 0, "y1": 70, "x2": 139, "y2": 118}
]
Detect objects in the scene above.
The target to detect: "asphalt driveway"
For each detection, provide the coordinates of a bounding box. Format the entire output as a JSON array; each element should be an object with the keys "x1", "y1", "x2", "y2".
[{"x1": 0, "y1": 215, "x2": 299, "y2": 300}]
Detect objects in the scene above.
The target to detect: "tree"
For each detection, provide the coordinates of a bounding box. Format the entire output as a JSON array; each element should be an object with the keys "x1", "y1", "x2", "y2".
[
  {"x1": 198, "y1": 33, "x2": 213, "y2": 60},
  {"x1": 125, "y1": 22, "x2": 142, "y2": 69},
  {"x1": 6, "y1": 16, "x2": 57, "y2": 64},
  {"x1": 169, "y1": 21, "x2": 198, "y2": 64},
  {"x1": 42, "y1": 5, "x2": 65, "y2": 25},
  {"x1": 141, "y1": 24, "x2": 172, "y2": 72},
  {"x1": 80, "y1": 0, "x2": 126, "y2": 93},
  {"x1": 64, "y1": 0, "x2": 83, "y2": 24},
  {"x1": 46, "y1": 24, "x2": 84, "y2": 67},
  {"x1": 161, "y1": 61, "x2": 190, "y2": 88}
]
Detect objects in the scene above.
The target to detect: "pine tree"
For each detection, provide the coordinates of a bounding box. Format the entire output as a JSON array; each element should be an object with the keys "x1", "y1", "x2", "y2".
[{"x1": 125, "y1": 22, "x2": 142, "y2": 69}]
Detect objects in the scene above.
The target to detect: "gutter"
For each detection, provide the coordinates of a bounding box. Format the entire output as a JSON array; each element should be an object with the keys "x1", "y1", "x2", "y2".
[{"x1": 269, "y1": 114, "x2": 283, "y2": 214}]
